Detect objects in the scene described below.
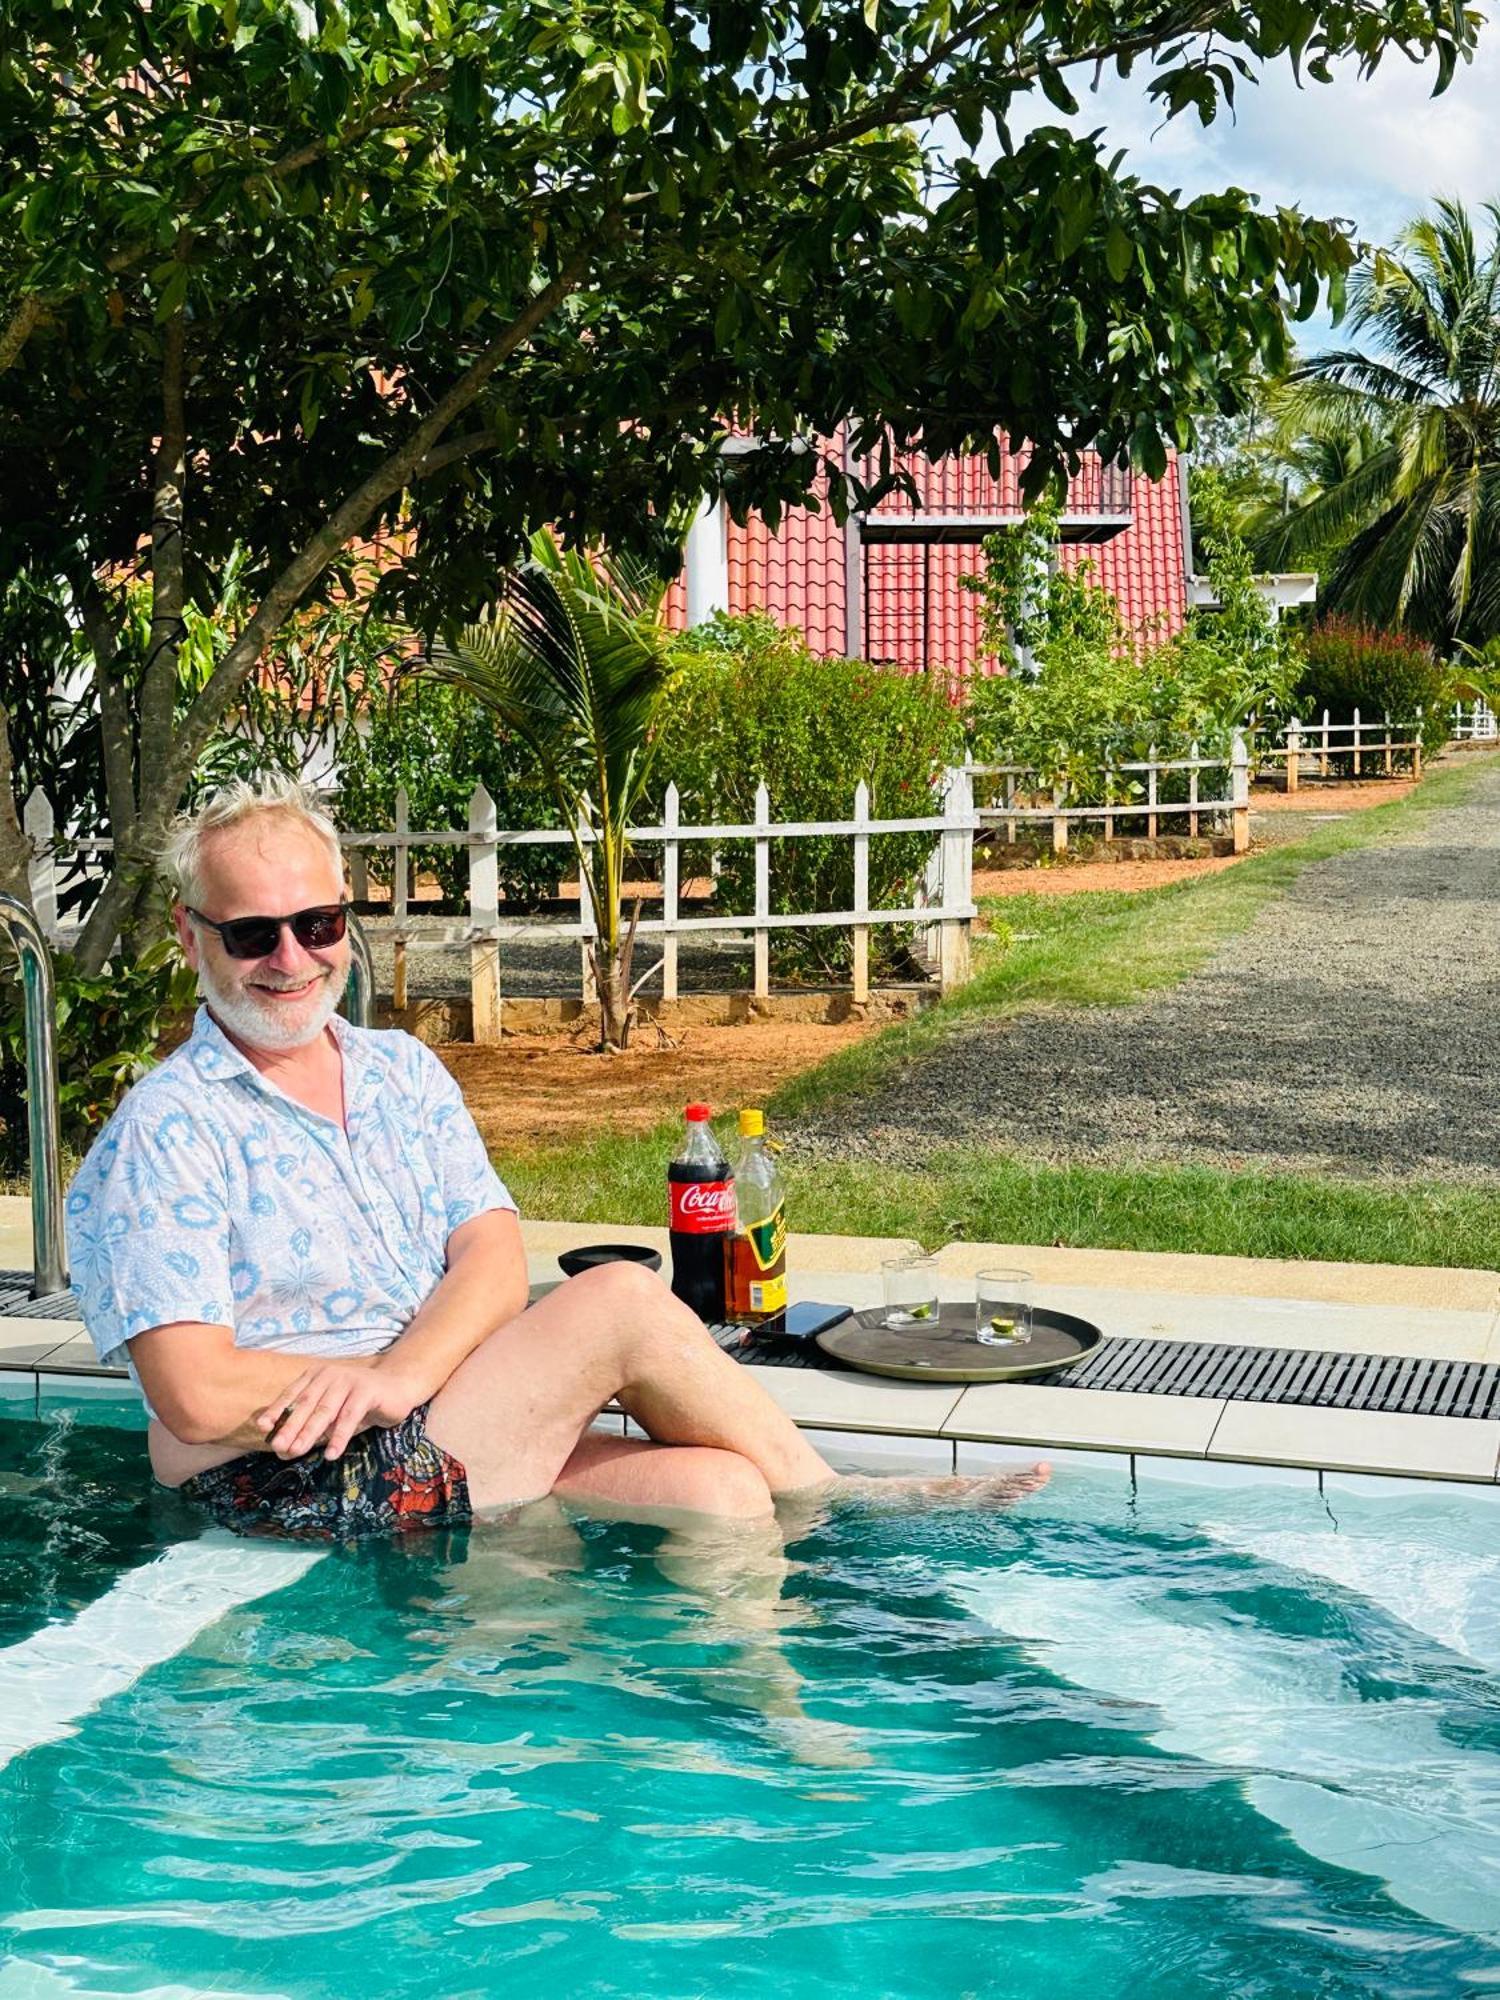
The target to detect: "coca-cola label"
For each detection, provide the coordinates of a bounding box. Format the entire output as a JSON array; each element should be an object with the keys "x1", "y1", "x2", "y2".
[{"x1": 670, "y1": 1179, "x2": 737, "y2": 1233}]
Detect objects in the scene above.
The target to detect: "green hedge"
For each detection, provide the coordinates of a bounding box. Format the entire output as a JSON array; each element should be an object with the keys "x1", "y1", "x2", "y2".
[{"x1": 647, "y1": 616, "x2": 965, "y2": 978}]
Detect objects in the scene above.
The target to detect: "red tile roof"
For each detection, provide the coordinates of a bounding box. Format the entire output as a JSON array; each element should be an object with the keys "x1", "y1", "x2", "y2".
[{"x1": 667, "y1": 442, "x2": 1189, "y2": 672}]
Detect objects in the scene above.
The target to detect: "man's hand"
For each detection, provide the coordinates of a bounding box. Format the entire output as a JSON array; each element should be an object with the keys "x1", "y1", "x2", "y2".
[{"x1": 254, "y1": 1361, "x2": 423, "y2": 1462}]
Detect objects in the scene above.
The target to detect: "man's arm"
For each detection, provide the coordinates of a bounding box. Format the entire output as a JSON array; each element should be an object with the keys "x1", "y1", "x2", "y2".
[
  {"x1": 244, "y1": 1206, "x2": 527, "y2": 1462},
  {"x1": 130, "y1": 1322, "x2": 382, "y2": 1448},
  {"x1": 370, "y1": 1205, "x2": 528, "y2": 1400},
  {"x1": 134, "y1": 1208, "x2": 526, "y2": 1460}
]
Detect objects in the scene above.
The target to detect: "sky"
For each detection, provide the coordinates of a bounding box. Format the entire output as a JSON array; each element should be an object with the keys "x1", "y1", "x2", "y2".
[{"x1": 993, "y1": 23, "x2": 1500, "y2": 354}]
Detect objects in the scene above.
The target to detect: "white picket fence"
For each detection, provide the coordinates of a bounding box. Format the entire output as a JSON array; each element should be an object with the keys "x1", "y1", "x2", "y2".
[
  {"x1": 18, "y1": 779, "x2": 977, "y2": 1038},
  {"x1": 970, "y1": 731, "x2": 1251, "y2": 856},
  {"x1": 1451, "y1": 699, "x2": 1497, "y2": 742},
  {"x1": 340, "y1": 774, "x2": 977, "y2": 1034},
  {"x1": 1257, "y1": 710, "x2": 1424, "y2": 789}
]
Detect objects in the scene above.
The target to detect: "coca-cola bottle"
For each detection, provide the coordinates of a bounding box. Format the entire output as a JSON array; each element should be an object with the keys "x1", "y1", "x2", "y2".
[{"x1": 668, "y1": 1103, "x2": 737, "y2": 1322}]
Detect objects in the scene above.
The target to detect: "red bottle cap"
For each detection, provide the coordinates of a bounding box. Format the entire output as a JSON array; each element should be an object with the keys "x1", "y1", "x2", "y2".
[{"x1": 684, "y1": 1102, "x2": 712, "y2": 1120}]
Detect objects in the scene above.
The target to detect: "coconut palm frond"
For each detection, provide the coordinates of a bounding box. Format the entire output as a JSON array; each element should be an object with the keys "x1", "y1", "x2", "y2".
[
  {"x1": 1248, "y1": 444, "x2": 1401, "y2": 570},
  {"x1": 412, "y1": 529, "x2": 681, "y2": 1048},
  {"x1": 1265, "y1": 198, "x2": 1500, "y2": 650}
]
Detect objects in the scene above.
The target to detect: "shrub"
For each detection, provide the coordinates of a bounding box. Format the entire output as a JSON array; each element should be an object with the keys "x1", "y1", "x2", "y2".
[
  {"x1": 647, "y1": 616, "x2": 966, "y2": 977},
  {"x1": 1295, "y1": 618, "x2": 1450, "y2": 759},
  {"x1": 335, "y1": 682, "x2": 562, "y2": 906},
  {"x1": 962, "y1": 497, "x2": 1302, "y2": 806},
  {"x1": 0, "y1": 941, "x2": 197, "y2": 1178}
]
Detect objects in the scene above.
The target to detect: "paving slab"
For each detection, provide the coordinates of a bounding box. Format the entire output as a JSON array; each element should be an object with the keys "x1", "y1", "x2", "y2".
[
  {"x1": 944, "y1": 1382, "x2": 1226, "y2": 1458},
  {"x1": 742, "y1": 1362, "x2": 964, "y2": 1437},
  {"x1": 933, "y1": 1238, "x2": 1499, "y2": 1312},
  {"x1": 1207, "y1": 1401, "x2": 1500, "y2": 1483}
]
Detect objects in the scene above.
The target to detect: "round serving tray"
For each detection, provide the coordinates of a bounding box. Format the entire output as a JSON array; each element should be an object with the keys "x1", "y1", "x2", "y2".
[{"x1": 815, "y1": 1303, "x2": 1102, "y2": 1383}]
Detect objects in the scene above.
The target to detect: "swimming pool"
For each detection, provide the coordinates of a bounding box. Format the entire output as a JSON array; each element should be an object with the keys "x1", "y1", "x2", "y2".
[{"x1": 2, "y1": 1396, "x2": 1498, "y2": 1999}]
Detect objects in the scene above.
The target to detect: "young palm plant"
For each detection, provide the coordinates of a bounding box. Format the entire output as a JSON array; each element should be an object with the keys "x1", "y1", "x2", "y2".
[
  {"x1": 1252, "y1": 198, "x2": 1500, "y2": 650},
  {"x1": 415, "y1": 530, "x2": 679, "y2": 1050}
]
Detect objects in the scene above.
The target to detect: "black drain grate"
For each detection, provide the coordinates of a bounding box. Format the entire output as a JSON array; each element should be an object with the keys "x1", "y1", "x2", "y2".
[
  {"x1": 719, "y1": 1323, "x2": 1500, "y2": 1420},
  {"x1": 0, "y1": 1272, "x2": 82, "y2": 1320},
  {"x1": 1064, "y1": 1336, "x2": 1500, "y2": 1419}
]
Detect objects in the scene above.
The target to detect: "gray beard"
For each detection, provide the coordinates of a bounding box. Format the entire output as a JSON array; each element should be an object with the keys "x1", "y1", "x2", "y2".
[{"x1": 199, "y1": 958, "x2": 345, "y2": 1053}]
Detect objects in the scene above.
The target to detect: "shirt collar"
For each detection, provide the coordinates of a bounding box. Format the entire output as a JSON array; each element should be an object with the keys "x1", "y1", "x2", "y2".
[{"x1": 184, "y1": 1005, "x2": 394, "y2": 1109}]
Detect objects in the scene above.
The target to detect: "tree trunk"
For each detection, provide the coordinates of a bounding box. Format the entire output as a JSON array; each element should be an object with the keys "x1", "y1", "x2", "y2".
[{"x1": 591, "y1": 944, "x2": 635, "y2": 1051}]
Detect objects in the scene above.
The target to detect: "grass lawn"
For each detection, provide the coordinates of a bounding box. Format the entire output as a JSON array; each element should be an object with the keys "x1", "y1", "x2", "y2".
[{"x1": 506, "y1": 755, "x2": 1500, "y2": 1270}]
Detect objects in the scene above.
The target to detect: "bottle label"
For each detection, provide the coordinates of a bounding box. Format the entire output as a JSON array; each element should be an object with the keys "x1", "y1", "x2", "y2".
[
  {"x1": 670, "y1": 1179, "x2": 736, "y2": 1233},
  {"x1": 726, "y1": 1204, "x2": 788, "y2": 1317}
]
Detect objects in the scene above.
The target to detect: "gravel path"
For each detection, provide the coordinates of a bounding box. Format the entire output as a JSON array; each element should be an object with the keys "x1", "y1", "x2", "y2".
[{"x1": 795, "y1": 764, "x2": 1500, "y2": 1183}]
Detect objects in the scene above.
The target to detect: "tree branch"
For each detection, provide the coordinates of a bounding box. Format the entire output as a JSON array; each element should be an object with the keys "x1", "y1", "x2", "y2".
[
  {"x1": 137, "y1": 258, "x2": 189, "y2": 796},
  {"x1": 764, "y1": 0, "x2": 1225, "y2": 169},
  {"x1": 0, "y1": 68, "x2": 447, "y2": 378},
  {"x1": 0, "y1": 294, "x2": 44, "y2": 376},
  {"x1": 0, "y1": 704, "x2": 31, "y2": 906},
  {"x1": 78, "y1": 575, "x2": 137, "y2": 847},
  {"x1": 74, "y1": 252, "x2": 591, "y2": 970}
]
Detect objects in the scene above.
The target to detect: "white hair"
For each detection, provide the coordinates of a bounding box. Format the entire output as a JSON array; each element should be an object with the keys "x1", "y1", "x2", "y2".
[{"x1": 162, "y1": 773, "x2": 343, "y2": 908}]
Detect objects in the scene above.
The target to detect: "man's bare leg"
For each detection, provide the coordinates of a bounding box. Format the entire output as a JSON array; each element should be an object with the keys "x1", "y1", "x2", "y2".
[{"x1": 423, "y1": 1262, "x2": 834, "y2": 1514}]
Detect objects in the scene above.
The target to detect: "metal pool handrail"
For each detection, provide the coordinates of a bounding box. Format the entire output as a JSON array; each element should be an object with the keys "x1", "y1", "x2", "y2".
[
  {"x1": 343, "y1": 907, "x2": 374, "y2": 1028},
  {"x1": 0, "y1": 893, "x2": 67, "y2": 1300}
]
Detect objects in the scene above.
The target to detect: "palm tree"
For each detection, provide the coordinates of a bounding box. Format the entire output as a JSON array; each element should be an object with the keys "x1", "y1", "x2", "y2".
[
  {"x1": 416, "y1": 530, "x2": 680, "y2": 1051},
  {"x1": 1252, "y1": 197, "x2": 1500, "y2": 650}
]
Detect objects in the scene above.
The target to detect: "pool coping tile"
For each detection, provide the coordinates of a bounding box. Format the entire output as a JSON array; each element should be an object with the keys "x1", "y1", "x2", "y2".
[
  {"x1": 741, "y1": 1363, "x2": 964, "y2": 1436},
  {"x1": 1206, "y1": 1401, "x2": 1500, "y2": 1483},
  {"x1": 953, "y1": 1438, "x2": 1132, "y2": 1478},
  {"x1": 942, "y1": 1381, "x2": 1226, "y2": 1457}
]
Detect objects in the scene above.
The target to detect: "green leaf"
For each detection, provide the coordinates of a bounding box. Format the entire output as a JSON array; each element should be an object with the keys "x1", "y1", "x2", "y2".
[{"x1": 1105, "y1": 224, "x2": 1132, "y2": 283}]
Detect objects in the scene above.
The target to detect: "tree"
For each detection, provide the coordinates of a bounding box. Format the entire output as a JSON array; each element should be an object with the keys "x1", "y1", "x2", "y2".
[
  {"x1": 416, "y1": 530, "x2": 677, "y2": 1049},
  {"x1": 1252, "y1": 198, "x2": 1500, "y2": 649},
  {"x1": 1, "y1": 0, "x2": 1478, "y2": 967}
]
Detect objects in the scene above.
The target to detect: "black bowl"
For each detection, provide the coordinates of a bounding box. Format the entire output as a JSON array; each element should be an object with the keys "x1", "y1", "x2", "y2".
[{"x1": 557, "y1": 1242, "x2": 664, "y2": 1279}]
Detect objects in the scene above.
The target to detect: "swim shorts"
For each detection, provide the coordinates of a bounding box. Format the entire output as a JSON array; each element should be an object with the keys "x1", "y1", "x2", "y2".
[{"x1": 178, "y1": 1401, "x2": 471, "y2": 1541}]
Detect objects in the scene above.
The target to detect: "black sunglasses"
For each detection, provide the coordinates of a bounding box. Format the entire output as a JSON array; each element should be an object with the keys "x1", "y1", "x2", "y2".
[{"x1": 187, "y1": 902, "x2": 350, "y2": 961}]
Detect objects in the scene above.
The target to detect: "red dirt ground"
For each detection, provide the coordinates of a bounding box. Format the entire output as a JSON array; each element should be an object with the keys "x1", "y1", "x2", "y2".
[{"x1": 440, "y1": 777, "x2": 1418, "y2": 1147}]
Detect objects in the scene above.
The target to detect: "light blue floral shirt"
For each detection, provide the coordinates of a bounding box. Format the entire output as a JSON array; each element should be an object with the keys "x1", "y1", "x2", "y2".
[{"x1": 66, "y1": 1007, "x2": 517, "y2": 1411}]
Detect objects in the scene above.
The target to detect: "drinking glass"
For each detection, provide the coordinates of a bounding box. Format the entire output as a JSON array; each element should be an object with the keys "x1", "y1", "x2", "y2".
[
  {"x1": 881, "y1": 1254, "x2": 940, "y2": 1328},
  {"x1": 975, "y1": 1268, "x2": 1033, "y2": 1346}
]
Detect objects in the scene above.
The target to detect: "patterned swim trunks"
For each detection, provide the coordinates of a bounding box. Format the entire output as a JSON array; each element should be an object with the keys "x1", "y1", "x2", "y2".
[{"x1": 179, "y1": 1401, "x2": 471, "y2": 1542}]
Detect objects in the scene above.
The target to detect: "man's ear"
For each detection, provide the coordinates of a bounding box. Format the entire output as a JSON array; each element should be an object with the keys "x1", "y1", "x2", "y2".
[{"x1": 172, "y1": 903, "x2": 199, "y2": 966}]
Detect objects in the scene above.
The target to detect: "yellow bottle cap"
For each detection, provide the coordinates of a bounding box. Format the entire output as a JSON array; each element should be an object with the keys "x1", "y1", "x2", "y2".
[{"x1": 738, "y1": 1108, "x2": 765, "y2": 1138}]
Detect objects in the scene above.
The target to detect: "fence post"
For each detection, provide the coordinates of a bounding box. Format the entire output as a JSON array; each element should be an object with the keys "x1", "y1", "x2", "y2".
[
  {"x1": 1413, "y1": 707, "x2": 1424, "y2": 781},
  {"x1": 1051, "y1": 782, "x2": 1068, "y2": 856},
  {"x1": 1103, "y1": 757, "x2": 1115, "y2": 844},
  {"x1": 661, "y1": 783, "x2": 680, "y2": 1005},
  {"x1": 348, "y1": 849, "x2": 370, "y2": 904},
  {"x1": 851, "y1": 779, "x2": 870, "y2": 1006},
  {"x1": 1147, "y1": 745, "x2": 1158, "y2": 840},
  {"x1": 1005, "y1": 768, "x2": 1017, "y2": 845},
  {"x1": 753, "y1": 781, "x2": 770, "y2": 1002},
  {"x1": 1320, "y1": 708, "x2": 1331, "y2": 777},
  {"x1": 1285, "y1": 716, "x2": 1301, "y2": 795},
  {"x1": 467, "y1": 783, "x2": 502, "y2": 1043},
  {"x1": 1188, "y1": 741, "x2": 1200, "y2": 837},
  {"x1": 1383, "y1": 709, "x2": 1394, "y2": 776},
  {"x1": 392, "y1": 785, "x2": 409, "y2": 1012},
  {"x1": 938, "y1": 762, "x2": 973, "y2": 993},
  {"x1": 23, "y1": 788, "x2": 57, "y2": 938},
  {"x1": 1352, "y1": 705, "x2": 1362, "y2": 778},
  {"x1": 576, "y1": 807, "x2": 598, "y2": 1005},
  {"x1": 1231, "y1": 730, "x2": 1250, "y2": 855}
]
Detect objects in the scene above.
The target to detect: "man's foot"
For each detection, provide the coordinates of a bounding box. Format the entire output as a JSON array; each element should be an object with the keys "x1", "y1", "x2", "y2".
[{"x1": 827, "y1": 1463, "x2": 1052, "y2": 1511}]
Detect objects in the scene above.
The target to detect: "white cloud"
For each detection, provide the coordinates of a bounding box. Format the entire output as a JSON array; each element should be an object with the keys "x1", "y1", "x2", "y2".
[
  {"x1": 953, "y1": 29, "x2": 1500, "y2": 355},
  {"x1": 1008, "y1": 32, "x2": 1500, "y2": 249}
]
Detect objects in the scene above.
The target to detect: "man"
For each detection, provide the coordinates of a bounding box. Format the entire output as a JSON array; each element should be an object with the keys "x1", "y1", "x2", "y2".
[{"x1": 66, "y1": 775, "x2": 839, "y2": 1538}]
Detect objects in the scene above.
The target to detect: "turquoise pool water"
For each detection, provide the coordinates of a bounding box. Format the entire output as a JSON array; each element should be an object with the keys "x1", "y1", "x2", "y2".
[{"x1": 2, "y1": 1401, "x2": 1499, "y2": 1999}]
